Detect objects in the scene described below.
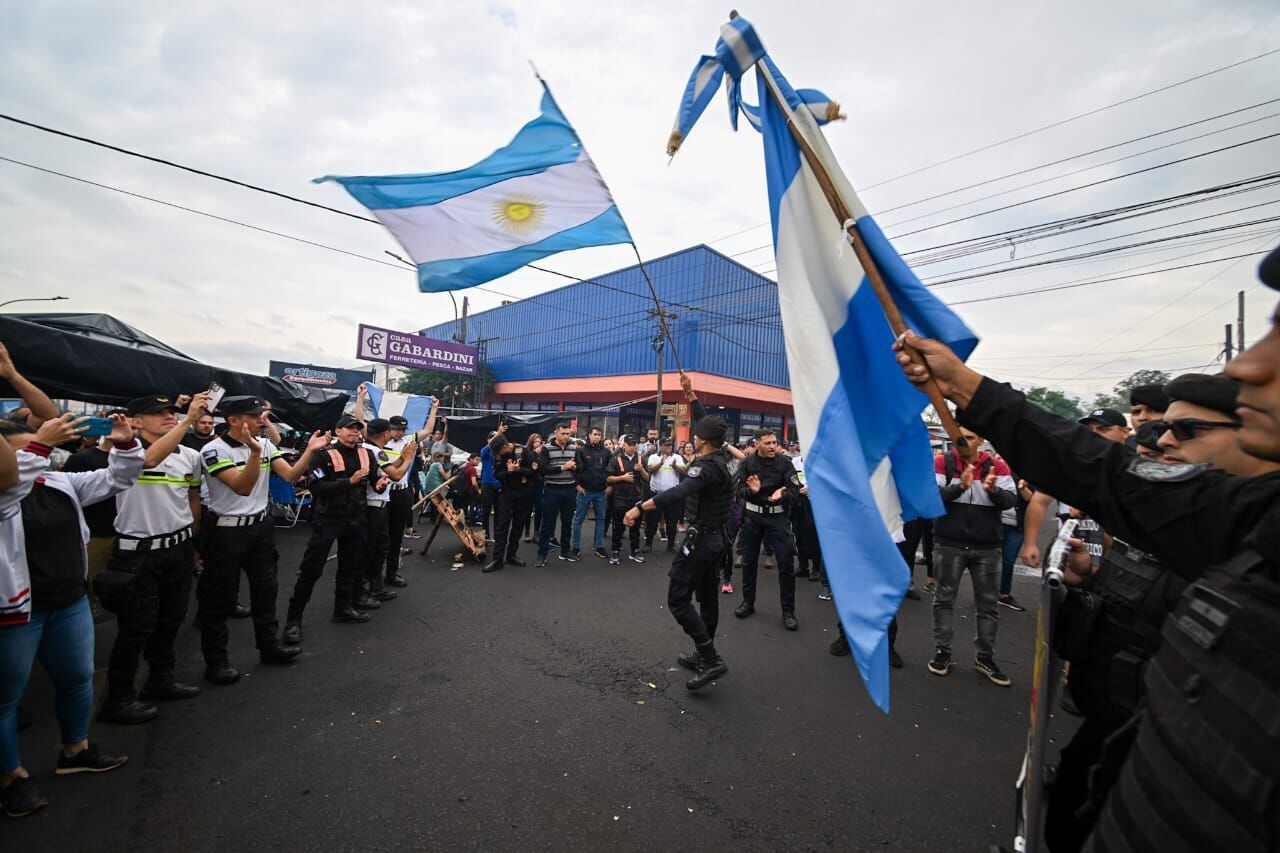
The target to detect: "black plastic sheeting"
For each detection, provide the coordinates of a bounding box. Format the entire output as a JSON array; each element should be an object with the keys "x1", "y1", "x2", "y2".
[{"x1": 0, "y1": 313, "x2": 349, "y2": 430}]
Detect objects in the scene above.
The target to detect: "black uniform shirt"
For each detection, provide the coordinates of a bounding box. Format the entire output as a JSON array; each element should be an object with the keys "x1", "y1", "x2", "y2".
[
  {"x1": 735, "y1": 452, "x2": 800, "y2": 510},
  {"x1": 654, "y1": 451, "x2": 729, "y2": 514},
  {"x1": 494, "y1": 446, "x2": 537, "y2": 497},
  {"x1": 958, "y1": 378, "x2": 1280, "y2": 581},
  {"x1": 309, "y1": 442, "x2": 385, "y2": 525}
]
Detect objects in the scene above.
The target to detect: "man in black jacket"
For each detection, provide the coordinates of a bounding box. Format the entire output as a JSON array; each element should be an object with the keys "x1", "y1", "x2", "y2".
[
  {"x1": 484, "y1": 434, "x2": 539, "y2": 573},
  {"x1": 570, "y1": 426, "x2": 612, "y2": 560},
  {"x1": 607, "y1": 435, "x2": 649, "y2": 564},
  {"x1": 733, "y1": 428, "x2": 803, "y2": 630},
  {"x1": 284, "y1": 414, "x2": 395, "y2": 641}
]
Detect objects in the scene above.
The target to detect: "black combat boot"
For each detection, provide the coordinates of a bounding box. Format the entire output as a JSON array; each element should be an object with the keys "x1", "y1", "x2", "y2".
[
  {"x1": 676, "y1": 648, "x2": 699, "y2": 671},
  {"x1": 685, "y1": 640, "x2": 728, "y2": 691}
]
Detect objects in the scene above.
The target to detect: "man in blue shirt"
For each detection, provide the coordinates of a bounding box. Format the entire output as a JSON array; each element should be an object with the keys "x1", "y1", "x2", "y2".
[{"x1": 478, "y1": 424, "x2": 505, "y2": 539}]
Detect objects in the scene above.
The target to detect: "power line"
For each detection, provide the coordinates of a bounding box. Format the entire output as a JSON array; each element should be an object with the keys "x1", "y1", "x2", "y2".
[{"x1": 860, "y1": 46, "x2": 1280, "y2": 190}]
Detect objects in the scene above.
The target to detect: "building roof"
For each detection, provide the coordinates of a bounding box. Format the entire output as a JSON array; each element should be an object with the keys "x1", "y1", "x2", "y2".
[{"x1": 419, "y1": 245, "x2": 788, "y2": 389}]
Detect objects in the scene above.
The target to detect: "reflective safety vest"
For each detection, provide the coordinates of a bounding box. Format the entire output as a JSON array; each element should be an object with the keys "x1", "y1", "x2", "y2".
[{"x1": 325, "y1": 446, "x2": 371, "y2": 474}]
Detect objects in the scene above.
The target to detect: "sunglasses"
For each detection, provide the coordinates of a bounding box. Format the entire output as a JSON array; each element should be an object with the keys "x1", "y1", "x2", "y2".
[{"x1": 1150, "y1": 418, "x2": 1240, "y2": 441}]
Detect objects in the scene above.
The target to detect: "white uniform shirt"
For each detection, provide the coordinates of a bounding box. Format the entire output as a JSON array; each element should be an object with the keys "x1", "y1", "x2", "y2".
[
  {"x1": 647, "y1": 453, "x2": 685, "y2": 492},
  {"x1": 384, "y1": 436, "x2": 412, "y2": 489},
  {"x1": 115, "y1": 444, "x2": 202, "y2": 537},
  {"x1": 201, "y1": 436, "x2": 282, "y2": 516},
  {"x1": 791, "y1": 454, "x2": 807, "y2": 486},
  {"x1": 363, "y1": 441, "x2": 393, "y2": 505}
]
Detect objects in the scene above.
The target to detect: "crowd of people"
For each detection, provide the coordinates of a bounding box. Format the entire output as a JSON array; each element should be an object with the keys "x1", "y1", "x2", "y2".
[{"x1": 0, "y1": 246, "x2": 1276, "y2": 852}]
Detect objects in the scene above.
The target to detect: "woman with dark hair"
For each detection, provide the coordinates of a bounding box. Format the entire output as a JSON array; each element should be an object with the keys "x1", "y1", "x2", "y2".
[
  {"x1": 0, "y1": 413, "x2": 144, "y2": 818},
  {"x1": 522, "y1": 433, "x2": 545, "y2": 542}
]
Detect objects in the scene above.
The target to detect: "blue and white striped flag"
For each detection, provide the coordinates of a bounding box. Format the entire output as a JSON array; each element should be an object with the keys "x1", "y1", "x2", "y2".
[
  {"x1": 669, "y1": 17, "x2": 978, "y2": 712},
  {"x1": 318, "y1": 85, "x2": 632, "y2": 293},
  {"x1": 362, "y1": 383, "x2": 434, "y2": 431}
]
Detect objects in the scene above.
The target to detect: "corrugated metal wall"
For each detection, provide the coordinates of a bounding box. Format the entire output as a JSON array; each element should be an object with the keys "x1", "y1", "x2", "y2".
[{"x1": 418, "y1": 245, "x2": 789, "y2": 389}]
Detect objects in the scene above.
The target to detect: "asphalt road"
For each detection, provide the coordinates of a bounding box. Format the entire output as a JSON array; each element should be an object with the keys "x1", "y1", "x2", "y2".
[{"x1": 6, "y1": 523, "x2": 1062, "y2": 851}]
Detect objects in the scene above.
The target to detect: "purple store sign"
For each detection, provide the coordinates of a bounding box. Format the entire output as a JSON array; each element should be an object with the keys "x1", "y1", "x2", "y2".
[{"x1": 356, "y1": 324, "x2": 478, "y2": 376}]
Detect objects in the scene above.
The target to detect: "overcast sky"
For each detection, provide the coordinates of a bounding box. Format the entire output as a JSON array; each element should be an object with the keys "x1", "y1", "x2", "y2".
[{"x1": 2, "y1": 1, "x2": 1278, "y2": 402}]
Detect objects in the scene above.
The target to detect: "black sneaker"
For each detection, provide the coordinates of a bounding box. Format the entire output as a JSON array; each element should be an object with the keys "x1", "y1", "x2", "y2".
[
  {"x1": 998, "y1": 594, "x2": 1026, "y2": 612},
  {"x1": 593, "y1": 547, "x2": 608, "y2": 560},
  {"x1": 975, "y1": 656, "x2": 1011, "y2": 687},
  {"x1": 927, "y1": 649, "x2": 952, "y2": 676},
  {"x1": 282, "y1": 621, "x2": 303, "y2": 644},
  {"x1": 627, "y1": 550, "x2": 645, "y2": 564},
  {"x1": 904, "y1": 586, "x2": 923, "y2": 601},
  {"x1": 55, "y1": 743, "x2": 128, "y2": 775},
  {"x1": 609, "y1": 550, "x2": 620, "y2": 565},
  {"x1": 559, "y1": 550, "x2": 580, "y2": 563},
  {"x1": 1, "y1": 776, "x2": 48, "y2": 817},
  {"x1": 818, "y1": 586, "x2": 832, "y2": 602},
  {"x1": 829, "y1": 635, "x2": 850, "y2": 656},
  {"x1": 534, "y1": 557, "x2": 547, "y2": 567}
]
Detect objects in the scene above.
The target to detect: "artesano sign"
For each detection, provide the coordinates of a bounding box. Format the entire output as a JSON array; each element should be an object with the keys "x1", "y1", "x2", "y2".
[
  {"x1": 356, "y1": 324, "x2": 478, "y2": 376},
  {"x1": 268, "y1": 361, "x2": 373, "y2": 393}
]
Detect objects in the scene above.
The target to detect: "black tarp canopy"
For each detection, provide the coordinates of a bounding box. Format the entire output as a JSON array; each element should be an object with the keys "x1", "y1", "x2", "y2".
[
  {"x1": 435, "y1": 412, "x2": 564, "y2": 454},
  {"x1": 0, "y1": 313, "x2": 349, "y2": 430}
]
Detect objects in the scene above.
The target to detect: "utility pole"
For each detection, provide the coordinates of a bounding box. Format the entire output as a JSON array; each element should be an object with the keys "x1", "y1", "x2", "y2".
[
  {"x1": 1237, "y1": 290, "x2": 1245, "y2": 354},
  {"x1": 457, "y1": 296, "x2": 469, "y2": 344},
  {"x1": 472, "y1": 335, "x2": 497, "y2": 411},
  {"x1": 649, "y1": 309, "x2": 677, "y2": 438},
  {"x1": 1224, "y1": 323, "x2": 1234, "y2": 362}
]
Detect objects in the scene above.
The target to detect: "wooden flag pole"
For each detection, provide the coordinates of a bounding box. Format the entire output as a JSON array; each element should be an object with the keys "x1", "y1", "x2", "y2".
[{"x1": 734, "y1": 11, "x2": 966, "y2": 447}]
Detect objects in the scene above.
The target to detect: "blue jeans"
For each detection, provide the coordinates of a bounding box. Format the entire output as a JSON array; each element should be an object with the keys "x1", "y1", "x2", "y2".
[
  {"x1": 0, "y1": 597, "x2": 95, "y2": 773},
  {"x1": 1000, "y1": 524, "x2": 1024, "y2": 596},
  {"x1": 538, "y1": 486, "x2": 578, "y2": 559},
  {"x1": 572, "y1": 490, "x2": 608, "y2": 552}
]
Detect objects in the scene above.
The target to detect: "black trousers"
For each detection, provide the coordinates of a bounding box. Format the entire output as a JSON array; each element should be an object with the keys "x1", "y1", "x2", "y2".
[
  {"x1": 645, "y1": 500, "x2": 682, "y2": 547},
  {"x1": 385, "y1": 486, "x2": 412, "y2": 578},
  {"x1": 668, "y1": 529, "x2": 724, "y2": 645},
  {"x1": 196, "y1": 519, "x2": 280, "y2": 663},
  {"x1": 493, "y1": 490, "x2": 534, "y2": 563},
  {"x1": 106, "y1": 540, "x2": 195, "y2": 697},
  {"x1": 739, "y1": 511, "x2": 797, "y2": 612},
  {"x1": 611, "y1": 502, "x2": 641, "y2": 553},
  {"x1": 289, "y1": 520, "x2": 366, "y2": 619},
  {"x1": 480, "y1": 483, "x2": 500, "y2": 538},
  {"x1": 362, "y1": 504, "x2": 390, "y2": 593},
  {"x1": 1045, "y1": 717, "x2": 1113, "y2": 853}
]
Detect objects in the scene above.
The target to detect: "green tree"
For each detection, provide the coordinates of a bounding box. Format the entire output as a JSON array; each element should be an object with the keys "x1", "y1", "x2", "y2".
[
  {"x1": 1087, "y1": 369, "x2": 1169, "y2": 413},
  {"x1": 1022, "y1": 386, "x2": 1084, "y2": 420},
  {"x1": 396, "y1": 367, "x2": 493, "y2": 408}
]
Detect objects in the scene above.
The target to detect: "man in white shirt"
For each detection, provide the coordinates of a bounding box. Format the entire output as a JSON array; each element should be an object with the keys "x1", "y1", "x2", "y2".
[{"x1": 645, "y1": 438, "x2": 686, "y2": 553}]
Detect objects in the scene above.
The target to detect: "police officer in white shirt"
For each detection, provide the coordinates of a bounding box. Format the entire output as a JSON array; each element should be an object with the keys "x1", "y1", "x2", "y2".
[
  {"x1": 359, "y1": 419, "x2": 416, "y2": 601},
  {"x1": 380, "y1": 398, "x2": 439, "y2": 587},
  {"x1": 98, "y1": 393, "x2": 210, "y2": 726},
  {"x1": 645, "y1": 438, "x2": 687, "y2": 553},
  {"x1": 197, "y1": 396, "x2": 327, "y2": 685}
]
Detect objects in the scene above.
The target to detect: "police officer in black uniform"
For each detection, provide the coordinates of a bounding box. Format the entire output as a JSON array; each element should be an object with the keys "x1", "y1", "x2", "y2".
[
  {"x1": 625, "y1": 390, "x2": 735, "y2": 691},
  {"x1": 894, "y1": 243, "x2": 1280, "y2": 853},
  {"x1": 284, "y1": 413, "x2": 393, "y2": 641},
  {"x1": 734, "y1": 427, "x2": 802, "y2": 630},
  {"x1": 483, "y1": 433, "x2": 538, "y2": 573}
]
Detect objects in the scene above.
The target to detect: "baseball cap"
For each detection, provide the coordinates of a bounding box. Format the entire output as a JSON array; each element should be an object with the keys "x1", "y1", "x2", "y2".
[
  {"x1": 218, "y1": 396, "x2": 266, "y2": 416},
  {"x1": 125, "y1": 395, "x2": 179, "y2": 416},
  {"x1": 335, "y1": 413, "x2": 363, "y2": 429},
  {"x1": 366, "y1": 418, "x2": 391, "y2": 436},
  {"x1": 1079, "y1": 408, "x2": 1126, "y2": 428},
  {"x1": 388, "y1": 415, "x2": 409, "y2": 429}
]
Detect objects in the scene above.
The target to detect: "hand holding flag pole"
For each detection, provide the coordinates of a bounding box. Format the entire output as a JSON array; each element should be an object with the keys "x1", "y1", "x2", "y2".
[{"x1": 730, "y1": 10, "x2": 966, "y2": 447}]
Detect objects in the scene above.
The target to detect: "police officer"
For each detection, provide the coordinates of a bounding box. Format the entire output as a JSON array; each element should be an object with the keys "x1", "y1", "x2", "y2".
[
  {"x1": 98, "y1": 392, "x2": 209, "y2": 725},
  {"x1": 197, "y1": 396, "x2": 326, "y2": 684},
  {"x1": 894, "y1": 243, "x2": 1280, "y2": 853},
  {"x1": 381, "y1": 398, "x2": 441, "y2": 587},
  {"x1": 734, "y1": 427, "x2": 802, "y2": 630},
  {"x1": 1045, "y1": 371, "x2": 1280, "y2": 850},
  {"x1": 285, "y1": 413, "x2": 400, "y2": 641},
  {"x1": 625, "y1": 409, "x2": 734, "y2": 691},
  {"x1": 360, "y1": 418, "x2": 416, "y2": 602},
  {"x1": 483, "y1": 433, "x2": 538, "y2": 573}
]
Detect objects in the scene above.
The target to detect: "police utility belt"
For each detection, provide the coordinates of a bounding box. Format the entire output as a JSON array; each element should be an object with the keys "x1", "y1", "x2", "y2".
[
  {"x1": 115, "y1": 527, "x2": 194, "y2": 552},
  {"x1": 214, "y1": 510, "x2": 267, "y2": 527},
  {"x1": 745, "y1": 501, "x2": 786, "y2": 515}
]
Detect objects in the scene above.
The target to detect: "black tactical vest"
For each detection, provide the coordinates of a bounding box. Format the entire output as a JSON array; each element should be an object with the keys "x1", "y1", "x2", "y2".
[
  {"x1": 1073, "y1": 540, "x2": 1188, "y2": 726},
  {"x1": 1084, "y1": 540, "x2": 1280, "y2": 852},
  {"x1": 685, "y1": 450, "x2": 733, "y2": 530}
]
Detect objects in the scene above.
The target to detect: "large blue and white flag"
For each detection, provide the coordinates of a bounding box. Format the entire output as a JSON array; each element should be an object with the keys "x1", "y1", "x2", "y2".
[
  {"x1": 362, "y1": 383, "x2": 435, "y2": 431},
  {"x1": 671, "y1": 17, "x2": 978, "y2": 712},
  {"x1": 317, "y1": 86, "x2": 632, "y2": 293}
]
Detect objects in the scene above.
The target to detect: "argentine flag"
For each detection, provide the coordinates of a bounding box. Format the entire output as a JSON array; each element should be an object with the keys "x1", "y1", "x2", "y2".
[
  {"x1": 670, "y1": 16, "x2": 977, "y2": 710},
  {"x1": 362, "y1": 384, "x2": 435, "y2": 430},
  {"x1": 317, "y1": 85, "x2": 632, "y2": 293}
]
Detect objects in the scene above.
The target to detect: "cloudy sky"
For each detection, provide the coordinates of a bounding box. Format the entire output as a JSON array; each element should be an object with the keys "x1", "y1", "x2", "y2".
[{"x1": 2, "y1": 1, "x2": 1278, "y2": 402}]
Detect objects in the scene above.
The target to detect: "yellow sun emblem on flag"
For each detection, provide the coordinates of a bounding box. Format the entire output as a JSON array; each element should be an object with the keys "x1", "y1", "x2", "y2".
[{"x1": 492, "y1": 195, "x2": 546, "y2": 235}]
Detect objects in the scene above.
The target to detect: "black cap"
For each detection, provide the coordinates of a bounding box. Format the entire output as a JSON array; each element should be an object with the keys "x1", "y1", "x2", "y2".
[
  {"x1": 1134, "y1": 420, "x2": 1162, "y2": 451},
  {"x1": 366, "y1": 418, "x2": 391, "y2": 436},
  {"x1": 693, "y1": 415, "x2": 728, "y2": 443},
  {"x1": 1128, "y1": 384, "x2": 1170, "y2": 413},
  {"x1": 1260, "y1": 243, "x2": 1280, "y2": 291},
  {"x1": 335, "y1": 413, "x2": 363, "y2": 429},
  {"x1": 388, "y1": 415, "x2": 409, "y2": 429},
  {"x1": 126, "y1": 395, "x2": 180, "y2": 416},
  {"x1": 218, "y1": 395, "x2": 266, "y2": 416},
  {"x1": 620, "y1": 434, "x2": 637, "y2": 445},
  {"x1": 1079, "y1": 408, "x2": 1126, "y2": 428},
  {"x1": 1164, "y1": 372, "x2": 1240, "y2": 418}
]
